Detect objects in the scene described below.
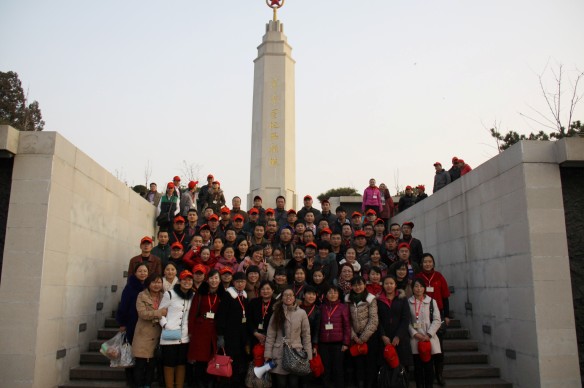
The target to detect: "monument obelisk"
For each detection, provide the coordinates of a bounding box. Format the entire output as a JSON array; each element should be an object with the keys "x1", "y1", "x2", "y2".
[{"x1": 248, "y1": 0, "x2": 297, "y2": 209}]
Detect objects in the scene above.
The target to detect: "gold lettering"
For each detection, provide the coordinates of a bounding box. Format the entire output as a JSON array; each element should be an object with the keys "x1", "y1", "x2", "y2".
[
  {"x1": 271, "y1": 78, "x2": 278, "y2": 89},
  {"x1": 270, "y1": 132, "x2": 279, "y2": 140},
  {"x1": 270, "y1": 121, "x2": 280, "y2": 129},
  {"x1": 271, "y1": 109, "x2": 279, "y2": 120},
  {"x1": 271, "y1": 95, "x2": 280, "y2": 105},
  {"x1": 269, "y1": 144, "x2": 279, "y2": 153},
  {"x1": 269, "y1": 158, "x2": 278, "y2": 166}
]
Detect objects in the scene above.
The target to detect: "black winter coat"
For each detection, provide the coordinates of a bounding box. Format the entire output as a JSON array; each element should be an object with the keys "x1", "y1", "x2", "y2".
[
  {"x1": 377, "y1": 295, "x2": 412, "y2": 366},
  {"x1": 216, "y1": 288, "x2": 249, "y2": 357},
  {"x1": 116, "y1": 275, "x2": 145, "y2": 344}
]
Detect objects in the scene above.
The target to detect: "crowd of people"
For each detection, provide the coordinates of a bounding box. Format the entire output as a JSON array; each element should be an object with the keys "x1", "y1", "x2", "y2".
[{"x1": 118, "y1": 174, "x2": 454, "y2": 388}]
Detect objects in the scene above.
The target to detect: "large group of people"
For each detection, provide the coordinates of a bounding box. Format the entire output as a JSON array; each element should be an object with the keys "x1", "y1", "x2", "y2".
[{"x1": 118, "y1": 176, "x2": 453, "y2": 388}]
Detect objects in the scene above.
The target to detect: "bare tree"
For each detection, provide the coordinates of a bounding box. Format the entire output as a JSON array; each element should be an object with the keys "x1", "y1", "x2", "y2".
[
  {"x1": 393, "y1": 168, "x2": 401, "y2": 195},
  {"x1": 519, "y1": 63, "x2": 584, "y2": 137},
  {"x1": 180, "y1": 160, "x2": 203, "y2": 183},
  {"x1": 144, "y1": 160, "x2": 152, "y2": 186}
]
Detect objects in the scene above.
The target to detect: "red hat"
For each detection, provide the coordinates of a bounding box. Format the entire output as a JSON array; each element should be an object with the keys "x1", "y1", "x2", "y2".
[
  {"x1": 192, "y1": 264, "x2": 207, "y2": 275},
  {"x1": 402, "y1": 221, "x2": 414, "y2": 228},
  {"x1": 452, "y1": 157, "x2": 459, "y2": 163},
  {"x1": 174, "y1": 216, "x2": 185, "y2": 223},
  {"x1": 366, "y1": 209, "x2": 377, "y2": 216},
  {"x1": 253, "y1": 195, "x2": 262, "y2": 201},
  {"x1": 398, "y1": 242, "x2": 410, "y2": 251},
  {"x1": 433, "y1": 162, "x2": 442, "y2": 167},
  {"x1": 352, "y1": 211, "x2": 362, "y2": 218},
  {"x1": 383, "y1": 234, "x2": 396, "y2": 241},
  {"x1": 173, "y1": 176, "x2": 181, "y2": 182},
  {"x1": 354, "y1": 230, "x2": 366, "y2": 238},
  {"x1": 418, "y1": 341, "x2": 432, "y2": 362},
  {"x1": 405, "y1": 185, "x2": 413, "y2": 190},
  {"x1": 383, "y1": 344, "x2": 400, "y2": 368},
  {"x1": 349, "y1": 343, "x2": 368, "y2": 357},
  {"x1": 233, "y1": 214, "x2": 244, "y2": 221},
  {"x1": 199, "y1": 224, "x2": 210, "y2": 231},
  {"x1": 310, "y1": 353, "x2": 325, "y2": 377},
  {"x1": 140, "y1": 236, "x2": 153, "y2": 244},
  {"x1": 166, "y1": 182, "x2": 175, "y2": 189},
  {"x1": 179, "y1": 270, "x2": 194, "y2": 280},
  {"x1": 207, "y1": 174, "x2": 214, "y2": 179},
  {"x1": 208, "y1": 214, "x2": 219, "y2": 221},
  {"x1": 320, "y1": 228, "x2": 332, "y2": 235},
  {"x1": 265, "y1": 208, "x2": 275, "y2": 215},
  {"x1": 171, "y1": 242, "x2": 183, "y2": 250},
  {"x1": 303, "y1": 195, "x2": 312, "y2": 200},
  {"x1": 213, "y1": 181, "x2": 221, "y2": 186},
  {"x1": 374, "y1": 218, "x2": 384, "y2": 226},
  {"x1": 188, "y1": 180, "x2": 198, "y2": 189},
  {"x1": 458, "y1": 159, "x2": 465, "y2": 164},
  {"x1": 305, "y1": 242, "x2": 317, "y2": 249},
  {"x1": 321, "y1": 198, "x2": 330, "y2": 204},
  {"x1": 220, "y1": 267, "x2": 234, "y2": 275},
  {"x1": 287, "y1": 209, "x2": 296, "y2": 214},
  {"x1": 220, "y1": 207, "x2": 230, "y2": 214},
  {"x1": 417, "y1": 185, "x2": 425, "y2": 191},
  {"x1": 249, "y1": 208, "x2": 259, "y2": 215}
]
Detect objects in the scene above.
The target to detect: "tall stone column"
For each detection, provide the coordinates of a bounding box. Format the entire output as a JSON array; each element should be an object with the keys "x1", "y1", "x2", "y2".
[{"x1": 248, "y1": 19, "x2": 297, "y2": 209}]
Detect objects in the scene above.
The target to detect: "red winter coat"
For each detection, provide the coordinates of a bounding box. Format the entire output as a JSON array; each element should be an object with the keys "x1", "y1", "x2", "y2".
[
  {"x1": 183, "y1": 250, "x2": 218, "y2": 273},
  {"x1": 415, "y1": 270, "x2": 450, "y2": 311},
  {"x1": 318, "y1": 300, "x2": 351, "y2": 346},
  {"x1": 187, "y1": 283, "x2": 224, "y2": 362}
]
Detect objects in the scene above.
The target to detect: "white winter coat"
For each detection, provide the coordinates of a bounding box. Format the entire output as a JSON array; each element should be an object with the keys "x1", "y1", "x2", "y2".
[
  {"x1": 159, "y1": 287, "x2": 193, "y2": 345},
  {"x1": 408, "y1": 295, "x2": 442, "y2": 355}
]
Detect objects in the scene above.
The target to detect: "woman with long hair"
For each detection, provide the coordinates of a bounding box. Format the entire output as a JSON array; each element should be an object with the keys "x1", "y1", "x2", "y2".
[
  {"x1": 415, "y1": 253, "x2": 451, "y2": 386},
  {"x1": 187, "y1": 269, "x2": 224, "y2": 387},
  {"x1": 235, "y1": 237, "x2": 249, "y2": 263},
  {"x1": 292, "y1": 267, "x2": 309, "y2": 300},
  {"x1": 392, "y1": 261, "x2": 413, "y2": 299},
  {"x1": 264, "y1": 288, "x2": 312, "y2": 388},
  {"x1": 408, "y1": 279, "x2": 442, "y2": 388},
  {"x1": 163, "y1": 262, "x2": 178, "y2": 292},
  {"x1": 377, "y1": 275, "x2": 412, "y2": 373},
  {"x1": 159, "y1": 270, "x2": 195, "y2": 388},
  {"x1": 133, "y1": 273, "x2": 167, "y2": 388},
  {"x1": 346, "y1": 276, "x2": 379, "y2": 388}
]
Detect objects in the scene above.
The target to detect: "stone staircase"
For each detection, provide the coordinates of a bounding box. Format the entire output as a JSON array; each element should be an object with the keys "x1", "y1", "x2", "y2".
[{"x1": 60, "y1": 316, "x2": 513, "y2": 388}]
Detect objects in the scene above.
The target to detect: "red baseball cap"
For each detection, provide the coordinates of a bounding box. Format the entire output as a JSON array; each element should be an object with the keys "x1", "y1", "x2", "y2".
[
  {"x1": 208, "y1": 214, "x2": 219, "y2": 221},
  {"x1": 179, "y1": 270, "x2": 194, "y2": 280},
  {"x1": 220, "y1": 207, "x2": 230, "y2": 214},
  {"x1": 167, "y1": 182, "x2": 175, "y2": 189},
  {"x1": 219, "y1": 267, "x2": 234, "y2": 275},
  {"x1": 140, "y1": 236, "x2": 153, "y2": 244},
  {"x1": 174, "y1": 216, "x2": 185, "y2": 223},
  {"x1": 433, "y1": 162, "x2": 442, "y2": 167},
  {"x1": 405, "y1": 185, "x2": 413, "y2": 190},
  {"x1": 287, "y1": 209, "x2": 296, "y2": 214},
  {"x1": 352, "y1": 211, "x2": 362, "y2": 218},
  {"x1": 173, "y1": 176, "x2": 181, "y2": 182},
  {"x1": 366, "y1": 209, "x2": 377, "y2": 216},
  {"x1": 171, "y1": 242, "x2": 184, "y2": 250},
  {"x1": 418, "y1": 341, "x2": 432, "y2": 362},
  {"x1": 354, "y1": 230, "x2": 366, "y2": 238},
  {"x1": 305, "y1": 242, "x2": 317, "y2": 249},
  {"x1": 192, "y1": 264, "x2": 207, "y2": 275},
  {"x1": 398, "y1": 242, "x2": 410, "y2": 251},
  {"x1": 188, "y1": 180, "x2": 198, "y2": 189},
  {"x1": 207, "y1": 174, "x2": 214, "y2": 179},
  {"x1": 303, "y1": 195, "x2": 312, "y2": 200},
  {"x1": 403, "y1": 221, "x2": 414, "y2": 228},
  {"x1": 452, "y1": 157, "x2": 459, "y2": 163},
  {"x1": 249, "y1": 208, "x2": 259, "y2": 215},
  {"x1": 374, "y1": 218, "x2": 384, "y2": 225},
  {"x1": 265, "y1": 208, "x2": 275, "y2": 215},
  {"x1": 233, "y1": 215, "x2": 244, "y2": 221},
  {"x1": 320, "y1": 228, "x2": 332, "y2": 235}
]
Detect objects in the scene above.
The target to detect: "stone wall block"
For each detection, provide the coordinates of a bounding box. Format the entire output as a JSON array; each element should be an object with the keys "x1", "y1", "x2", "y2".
[
  {"x1": 12, "y1": 154, "x2": 53, "y2": 181},
  {"x1": 17, "y1": 132, "x2": 56, "y2": 155}
]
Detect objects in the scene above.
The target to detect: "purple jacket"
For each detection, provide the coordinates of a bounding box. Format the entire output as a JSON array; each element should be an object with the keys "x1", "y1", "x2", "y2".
[
  {"x1": 319, "y1": 300, "x2": 351, "y2": 346},
  {"x1": 362, "y1": 186, "x2": 382, "y2": 213}
]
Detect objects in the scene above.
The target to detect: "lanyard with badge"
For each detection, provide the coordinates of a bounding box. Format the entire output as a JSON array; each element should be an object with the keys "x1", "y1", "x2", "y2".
[
  {"x1": 413, "y1": 298, "x2": 423, "y2": 329},
  {"x1": 205, "y1": 294, "x2": 218, "y2": 319},
  {"x1": 325, "y1": 304, "x2": 339, "y2": 330},
  {"x1": 422, "y1": 272, "x2": 436, "y2": 293},
  {"x1": 258, "y1": 299, "x2": 271, "y2": 330},
  {"x1": 237, "y1": 294, "x2": 246, "y2": 323}
]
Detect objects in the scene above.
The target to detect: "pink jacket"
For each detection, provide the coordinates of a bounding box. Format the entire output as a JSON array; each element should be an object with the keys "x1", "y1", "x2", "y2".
[{"x1": 362, "y1": 186, "x2": 382, "y2": 213}]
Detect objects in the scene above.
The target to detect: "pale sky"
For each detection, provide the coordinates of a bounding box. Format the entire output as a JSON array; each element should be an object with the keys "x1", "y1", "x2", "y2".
[{"x1": 1, "y1": 0, "x2": 583, "y2": 209}]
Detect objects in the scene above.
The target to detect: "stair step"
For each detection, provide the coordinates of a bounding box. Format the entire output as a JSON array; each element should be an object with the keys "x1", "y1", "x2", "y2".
[
  {"x1": 448, "y1": 319, "x2": 462, "y2": 328},
  {"x1": 98, "y1": 328, "x2": 119, "y2": 340},
  {"x1": 443, "y1": 339, "x2": 479, "y2": 351},
  {"x1": 69, "y1": 365, "x2": 125, "y2": 381},
  {"x1": 445, "y1": 351, "x2": 488, "y2": 364},
  {"x1": 80, "y1": 352, "x2": 109, "y2": 365},
  {"x1": 59, "y1": 381, "x2": 128, "y2": 388},
  {"x1": 88, "y1": 339, "x2": 106, "y2": 352},
  {"x1": 440, "y1": 378, "x2": 512, "y2": 387},
  {"x1": 444, "y1": 364, "x2": 500, "y2": 379},
  {"x1": 444, "y1": 328, "x2": 470, "y2": 339},
  {"x1": 104, "y1": 318, "x2": 119, "y2": 328}
]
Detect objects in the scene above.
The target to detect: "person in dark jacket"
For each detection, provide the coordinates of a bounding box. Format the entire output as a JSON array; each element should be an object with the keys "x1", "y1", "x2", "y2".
[
  {"x1": 116, "y1": 263, "x2": 148, "y2": 386},
  {"x1": 415, "y1": 185, "x2": 428, "y2": 203},
  {"x1": 216, "y1": 272, "x2": 248, "y2": 387},
  {"x1": 448, "y1": 157, "x2": 461, "y2": 182},
  {"x1": 197, "y1": 174, "x2": 214, "y2": 213},
  {"x1": 433, "y1": 162, "x2": 452, "y2": 193},
  {"x1": 151, "y1": 230, "x2": 171, "y2": 263},
  {"x1": 157, "y1": 182, "x2": 180, "y2": 229},
  {"x1": 319, "y1": 284, "x2": 350, "y2": 388},
  {"x1": 399, "y1": 222, "x2": 424, "y2": 266},
  {"x1": 247, "y1": 280, "x2": 276, "y2": 349},
  {"x1": 398, "y1": 186, "x2": 416, "y2": 213},
  {"x1": 378, "y1": 275, "x2": 412, "y2": 371},
  {"x1": 297, "y1": 195, "x2": 322, "y2": 221},
  {"x1": 128, "y1": 236, "x2": 162, "y2": 277}
]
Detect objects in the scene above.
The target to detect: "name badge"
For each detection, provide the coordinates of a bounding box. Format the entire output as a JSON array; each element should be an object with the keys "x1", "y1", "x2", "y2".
[
  {"x1": 325, "y1": 323, "x2": 333, "y2": 330},
  {"x1": 426, "y1": 286, "x2": 434, "y2": 292},
  {"x1": 242, "y1": 317, "x2": 247, "y2": 323},
  {"x1": 205, "y1": 312, "x2": 215, "y2": 319},
  {"x1": 413, "y1": 323, "x2": 422, "y2": 329},
  {"x1": 372, "y1": 195, "x2": 377, "y2": 199},
  {"x1": 258, "y1": 323, "x2": 264, "y2": 330}
]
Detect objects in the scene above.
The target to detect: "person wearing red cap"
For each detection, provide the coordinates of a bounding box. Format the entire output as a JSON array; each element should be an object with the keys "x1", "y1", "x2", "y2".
[
  {"x1": 408, "y1": 278, "x2": 442, "y2": 388},
  {"x1": 297, "y1": 195, "x2": 321, "y2": 222},
  {"x1": 433, "y1": 162, "x2": 451, "y2": 193},
  {"x1": 351, "y1": 211, "x2": 363, "y2": 231},
  {"x1": 448, "y1": 157, "x2": 461, "y2": 182},
  {"x1": 389, "y1": 242, "x2": 421, "y2": 278},
  {"x1": 230, "y1": 196, "x2": 248, "y2": 223},
  {"x1": 362, "y1": 178, "x2": 383, "y2": 215},
  {"x1": 203, "y1": 181, "x2": 225, "y2": 215},
  {"x1": 458, "y1": 158, "x2": 472, "y2": 176},
  {"x1": 415, "y1": 185, "x2": 428, "y2": 203},
  {"x1": 128, "y1": 236, "x2": 162, "y2": 277},
  {"x1": 168, "y1": 216, "x2": 188, "y2": 248},
  {"x1": 172, "y1": 176, "x2": 182, "y2": 198},
  {"x1": 196, "y1": 174, "x2": 214, "y2": 213},
  {"x1": 156, "y1": 183, "x2": 180, "y2": 229},
  {"x1": 179, "y1": 180, "x2": 198, "y2": 217},
  {"x1": 398, "y1": 185, "x2": 416, "y2": 213},
  {"x1": 164, "y1": 242, "x2": 189, "y2": 274}
]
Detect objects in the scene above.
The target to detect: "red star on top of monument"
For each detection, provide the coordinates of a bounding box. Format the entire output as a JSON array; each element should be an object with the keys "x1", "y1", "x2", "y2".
[{"x1": 270, "y1": 0, "x2": 281, "y2": 5}]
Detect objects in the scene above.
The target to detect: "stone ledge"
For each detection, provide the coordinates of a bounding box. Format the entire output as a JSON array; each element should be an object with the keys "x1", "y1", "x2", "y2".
[{"x1": 0, "y1": 125, "x2": 20, "y2": 155}]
